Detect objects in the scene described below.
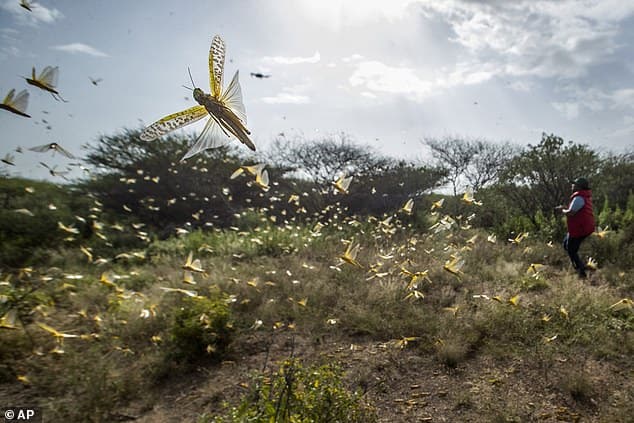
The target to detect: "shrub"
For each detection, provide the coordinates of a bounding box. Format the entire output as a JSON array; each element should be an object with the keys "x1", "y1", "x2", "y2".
[
  {"x1": 558, "y1": 368, "x2": 595, "y2": 405},
  {"x1": 167, "y1": 291, "x2": 233, "y2": 364},
  {"x1": 0, "y1": 178, "x2": 91, "y2": 267},
  {"x1": 435, "y1": 338, "x2": 469, "y2": 368},
  {"x1": 147, "y1": 225, "x2": 317, "y2": 261},
  {"x1": 209, "y1": 359, "x2": 377, "y2": 423}
]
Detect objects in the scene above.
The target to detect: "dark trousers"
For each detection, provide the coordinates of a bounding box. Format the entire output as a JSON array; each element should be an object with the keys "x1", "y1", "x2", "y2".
[{"x1": 563, "y1": 233, "x2": 588, "y2": 277}]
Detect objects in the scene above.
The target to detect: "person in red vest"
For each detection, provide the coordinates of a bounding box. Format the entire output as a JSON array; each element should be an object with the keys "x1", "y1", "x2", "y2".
[{"x1": 556, "y1": 177, "x2": 595, "y2": 278}]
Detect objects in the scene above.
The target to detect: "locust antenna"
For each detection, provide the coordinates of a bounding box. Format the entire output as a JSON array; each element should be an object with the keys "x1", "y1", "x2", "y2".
[
  {"x1": 188, "y1": 67, "x2": 196, "y2": 88},
  {"x1": 181, "y1": 66, "x2": 196, "y2": 91},
  {"x1": 182, "y1": 67, "x2": 196, "y2": 91}
]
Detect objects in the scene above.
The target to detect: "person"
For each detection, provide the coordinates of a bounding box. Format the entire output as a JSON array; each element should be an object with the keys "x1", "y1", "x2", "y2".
[{"x1": 555, "y1": 177, "x2": 595, "y2": 278}]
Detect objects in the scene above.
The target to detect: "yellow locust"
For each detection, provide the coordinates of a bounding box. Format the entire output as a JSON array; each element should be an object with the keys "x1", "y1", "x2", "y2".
[{"x1": 141, "y1": 35, "x2": 255, "y2": 161}]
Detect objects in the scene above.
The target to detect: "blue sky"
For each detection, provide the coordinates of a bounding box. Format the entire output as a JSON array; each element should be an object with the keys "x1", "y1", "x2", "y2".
[{"x1": 1, "y1": 0, "x2": 633, "y2": 180}]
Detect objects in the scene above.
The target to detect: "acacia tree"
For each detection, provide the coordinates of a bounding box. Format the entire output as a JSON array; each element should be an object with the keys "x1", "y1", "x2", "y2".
[
  {"x1": 0, "y1": 177, "x2": 91, "y2": 266},
  {"x1": 465, "y1": 140, "x2": 518, "y2": 191},
  {"x1": 268, "y1": 133, "x2": 447, "y2": 216},
  {"x1": 81, "y1": 129, "x2": 264, "y2": 231},
  {"x1": 268, "y1": 132, "x2": 393, "y2": 186},
  {"x1": 497, "y1": 133, "x2": 600, "y2": 225},
  {"x1": 341, "y1": 161, "x2": 447, "y2": 216},
  {"x1": 593, "y1": 151, "x2": 634, "y2": 209},
  {"x1": 423, "y1": 136, "x2": 516, "y2": 195}
]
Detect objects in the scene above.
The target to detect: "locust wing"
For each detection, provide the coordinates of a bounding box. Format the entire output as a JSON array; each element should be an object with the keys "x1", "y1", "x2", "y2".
[
  {"x1": 10, "y1": 90, "x2": 30, "y2": 114},
  {"x1": 181, "y1": 116, "x2": 232, "y2": 161},
  {"x1": 29, "y1": 143, "x2": 52, "y2": 153},
  {"x1": 52, "y1": 144, "x2": 75, "y2": 159},
  {"x1": 38, "y1": 66, "x2": 59, "y2": 89},
  {"x1": 0, "y1": 89, "x2": 30, "y2": 117},
  {"x1": 28, "y1": 143, "x2": 75, "y2": 159},
  {"x1": 209, "y1": 35, "x2": 226, "y2": 98},
  {"x1": 220, "y1": 70, "x2": 247, "y2": 124},
  {"x1": 140, "y1": 105, "x2": 208, "y2": 141},
  {"x1": 2, "y1": 89, "x2": 15, "y2": 105}
]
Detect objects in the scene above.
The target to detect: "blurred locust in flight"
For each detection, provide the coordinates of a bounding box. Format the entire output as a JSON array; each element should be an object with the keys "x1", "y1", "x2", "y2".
[
  {"x1": 0, "y1": 89, "x2": 30, "y2": 117},
  {"x1": 141, "y1": 35, "x2": 255, "y2": 161},
  {"x1": 29, "y1": 142, "x2": 76, "y2": 159},
  {"x1": 20, "y1": 0, "x2": 33, "y2": 12},
  {"x1": 250, "y1": 72, "x2": 271, "y2": 79},
  {"x1": 89, "y1": 76, "x2": 103, "y2": 86},
  {"x1": 24, "y1": 66, "x2": 67, "y2": 102}
]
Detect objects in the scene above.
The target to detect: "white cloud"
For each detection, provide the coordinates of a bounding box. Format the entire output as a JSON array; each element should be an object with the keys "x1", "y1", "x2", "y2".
[
  {"x1": 508, "y1": 81, "x2": 534, "y2": 92},
  {"x1": 441, "y1": 61, "x2": 497, "y2": 86},
  {"x1": 330, "y1": 1, "x2": 633, "y2": 106},
  {"x1": 262, "y1": 52, "x2": 320, "y2": 65},
  {"x1": 349, "y1": 60, "x2": 433, "y2": 101},
  {"x1": 0, "y1": 28, "x2": 19, "y2": 38},
  {"x1": 1, "y1": 0, "x2": 63, "y2": 25},
  {"x1": 605, "y1": 115, "x2": 634, "y2": 138},
  {"x1": 0, "y1": 45, "x2": 20, "y2": 60},
  {"x1": 564, "y1": 86, "x2": 610, "y2": 112},
  {"x1": 341, "y1": 54, "x2": 364, "y2": 63},
  {"x1": 30, "y1": 2, "x2": 62, "y2": 23},
  {"x1": 51, "y1": 43, "x2": 109, "y2": 57},
  {"x1": 295, "y1": 0, "x2": 420, "y2": 29},
  {"x1": 556, "y1": 85, "x2": 634, "y2": 115},
  {"x1": 420, "y1": 0, "x2": 634, "y2": 80},
  {"x1": 610, "y1": 89, "x2": 634, "y2": 109},
  {"x1": 348, "y1": 59, "x2": 497, "y2": 101},
  {"x1": 261, "y1": 92, "x2": 310, "y2": 104},
  {"x1": 552, "y1": 102, "x2": 580, "y2": 119}
]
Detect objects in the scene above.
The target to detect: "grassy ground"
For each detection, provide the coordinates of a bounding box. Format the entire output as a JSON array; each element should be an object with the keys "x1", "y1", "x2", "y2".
[{"x1": 1, "y1": 213, "x2": 632, "y2": 422}]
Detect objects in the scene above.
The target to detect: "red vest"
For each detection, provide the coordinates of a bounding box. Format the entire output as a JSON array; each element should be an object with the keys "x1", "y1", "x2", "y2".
[{"x1": 567, "y1": 190, "x2": 595, "y2": 237}]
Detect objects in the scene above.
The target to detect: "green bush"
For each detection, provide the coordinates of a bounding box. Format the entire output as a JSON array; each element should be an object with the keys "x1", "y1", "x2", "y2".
[
  {"x1": 148, "y1": 225, "x2": 317, "y2": 261},
  {"x1": 558, "y1": 368, "x2": 596, "y2": 404},
  {"x1": 167, "y1": 291, "x2": 233, "y2": 363},
  {"x1": 0, "y1": 177, "x2": 91, "y2": 267},
  {"x1": 41, "y1": 345, "x2": 138, "y2": 423},
  {"x1": 435, "y1": 338, "x2": 470, "y2": 368},
  {"x1": 209, "y1": 359, "x2": 377, "y2": 423},
  {"x1": 589, "y1": 224, "x2": 634, "y2": 270}
]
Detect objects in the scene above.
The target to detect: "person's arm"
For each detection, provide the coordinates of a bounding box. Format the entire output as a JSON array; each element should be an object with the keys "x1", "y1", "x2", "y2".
[{"x1": 562, "y1": 196, "x2": 584, "y2": 216}]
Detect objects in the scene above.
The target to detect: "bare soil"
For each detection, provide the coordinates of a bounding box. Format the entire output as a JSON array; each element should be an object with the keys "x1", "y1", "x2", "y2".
[{"x1": 112, "y1": 331, "x2": 630, "y2": 423}]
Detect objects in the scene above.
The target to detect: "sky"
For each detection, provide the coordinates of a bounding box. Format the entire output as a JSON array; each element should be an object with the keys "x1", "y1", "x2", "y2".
[{"x1": 1, "y1": 0, "x2": 633, "y2": 181}]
